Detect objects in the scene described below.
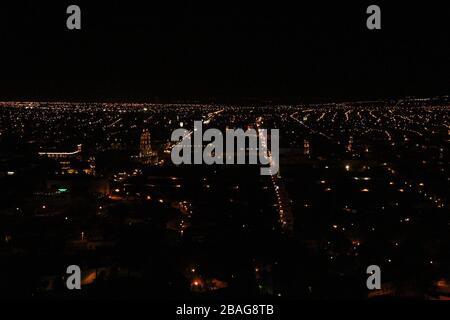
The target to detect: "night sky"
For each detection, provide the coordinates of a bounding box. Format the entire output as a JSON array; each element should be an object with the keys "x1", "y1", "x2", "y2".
[{"x1": 0, "y1": 1, "x2": 449, "y2": 102}]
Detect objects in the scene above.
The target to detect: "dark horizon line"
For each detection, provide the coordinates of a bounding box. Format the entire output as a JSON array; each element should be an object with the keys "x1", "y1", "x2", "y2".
[{"x1": 1, "y1": 93, "x2": 450, "y2": 106}]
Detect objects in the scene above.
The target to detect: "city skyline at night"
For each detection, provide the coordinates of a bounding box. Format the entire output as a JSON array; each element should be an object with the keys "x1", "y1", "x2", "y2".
[{"x1": 1, "y1": 97, "x2": 449, "y2": 300}]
